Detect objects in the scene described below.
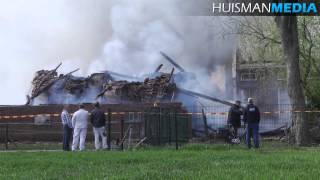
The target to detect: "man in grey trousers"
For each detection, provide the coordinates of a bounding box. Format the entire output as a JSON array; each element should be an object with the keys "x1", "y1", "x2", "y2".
[{"x1": 90, "y1": 102, "x2": 108, "y2": 150}]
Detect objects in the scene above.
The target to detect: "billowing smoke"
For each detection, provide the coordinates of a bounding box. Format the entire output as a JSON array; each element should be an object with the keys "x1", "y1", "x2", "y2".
[
  {"x1": 89, "y1": 0, "x2": 236, "y2": 98},
  {"x1": 0, "y1": 0, "x2": 236, "y2": 105}
]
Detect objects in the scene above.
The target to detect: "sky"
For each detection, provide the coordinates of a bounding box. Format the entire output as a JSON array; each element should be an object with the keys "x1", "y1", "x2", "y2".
[
  {"x1": 0, "y1": 0, "x2": 114, "y2": 104},
  {"x1": 0, "y1": 0, "x2": 235, "y2": 105}
]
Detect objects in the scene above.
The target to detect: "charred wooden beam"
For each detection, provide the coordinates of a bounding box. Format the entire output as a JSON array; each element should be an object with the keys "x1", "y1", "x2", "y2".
[
  {"x1": 160, "y1": 51, "x2": 185, "y2": 72},
  {"x1": 53, "y1": 62, "x2": 62, "y2": 72},
  {"x1": 155, "y1": 64, "x2": 163, "y2": 73},
  {"x1": 168, "y1": 68, "x2": 175, "y2": 83},
  {"x1": 64, "y1": 68, "x2": 80, "y2": 76},
  {"x1": 178, "y1": 88, "x2": 234, "y2": 106}
]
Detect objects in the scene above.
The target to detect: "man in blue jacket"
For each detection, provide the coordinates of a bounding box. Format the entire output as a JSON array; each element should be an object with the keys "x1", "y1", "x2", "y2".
[{"x1": 243, "y1": 98, "x2": 260, "y2": 149}]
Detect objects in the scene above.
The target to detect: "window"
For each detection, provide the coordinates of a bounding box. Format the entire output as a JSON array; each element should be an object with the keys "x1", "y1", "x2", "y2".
[
  {"x1": 126, "y1": 112, "x2": 142, "y2": 123},
  {"x1": 240, "y1": 73, "x2": 257, "y2": 81}
]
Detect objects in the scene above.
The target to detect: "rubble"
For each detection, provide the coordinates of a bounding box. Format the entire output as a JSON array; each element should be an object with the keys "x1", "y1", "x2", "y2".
[
  {"x1": 63, "y1": 76, "x2": 87, "y2": 94},
  {"x1": 28, "y1": 63, "x2": 177, "y2": 104},
  {"x1": 62, "y1": 73, "x2": 112, "y2": 95},
  {"x1": 28, "y1": 53, "x2": 233, "y2": 106},
  {"x1": 31, "y1": 63, "x2": 61, "y2": 98},
  {"x1": 97, "y1": 69, "x2": 176, "y2": 103},
  {"x1": 28, "y1": 63, "x2": 113, "y2": 105}
]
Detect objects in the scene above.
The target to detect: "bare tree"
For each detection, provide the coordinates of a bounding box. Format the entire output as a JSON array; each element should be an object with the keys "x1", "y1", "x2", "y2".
[
  {"x1": 226, "y1": 15, "x2": 310, "y2": 145},
  {"x1": 276, "y1": 16, "x2": 308, "y2": 146},
  {"x1": 225, "y1": 15, "x2": 311, "y2": 145}
]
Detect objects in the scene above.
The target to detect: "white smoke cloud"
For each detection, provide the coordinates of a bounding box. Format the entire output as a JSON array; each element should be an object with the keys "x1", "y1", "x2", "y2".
[
  {"x1": 0, "y1": 0, "x2": 236, "y2": 105},
  {"x1": 89, "y1": 1, "x2": 236, "y2": 96},
  {"x1": 0, "y1": 0, "x2": 113, "y2": 104}
]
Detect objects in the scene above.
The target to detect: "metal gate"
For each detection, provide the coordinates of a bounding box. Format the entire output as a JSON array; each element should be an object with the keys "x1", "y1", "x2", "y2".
[{"x1": 144, "y1": 107, "x2": 190, "y2": 146}]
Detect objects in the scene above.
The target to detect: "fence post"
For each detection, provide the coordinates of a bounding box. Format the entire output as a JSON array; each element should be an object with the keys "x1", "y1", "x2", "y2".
[
  {"x1": 128, "y1": 126, "x2": 132, "y2": 149},
  {"x1": 107, "y1": 109, "x2": 111, "y2": 150},
  {"x1": 5, "y1": 124, "x2": 8, "y2": 150},
  {"x1": 175, "y1": 109, "x2": 178, "y2": 150},
  {"x1": 158, "y1": 107, "x2": 161, "y2": 146},
  {"x1": 144, "y1": 110, "x2": 147, "y2": 143},
  {"x1": 120, "y1": 115, "x2": 124, "y2": 151},
  {"x1": 168, "y1": 110, "x2": 172, "y2": 145},
  {"x1": 202, "y1": 109, "x2": 209, "y2": 137}
]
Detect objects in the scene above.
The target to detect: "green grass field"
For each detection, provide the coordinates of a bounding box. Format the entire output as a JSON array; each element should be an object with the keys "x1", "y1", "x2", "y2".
[{"x1": 1, "y1": 142, "x2": 320, "y2": 180}]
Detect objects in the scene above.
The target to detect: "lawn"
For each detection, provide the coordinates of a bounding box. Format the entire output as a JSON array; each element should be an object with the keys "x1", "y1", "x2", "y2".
[{"x1": 1, "y1": 143, "x2": 320, "y2": 180}]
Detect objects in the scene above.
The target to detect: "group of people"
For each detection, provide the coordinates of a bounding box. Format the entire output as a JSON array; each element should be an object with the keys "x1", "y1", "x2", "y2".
[
  {"x1": 61, "y1": 98, "x2": 260, "y2": 151},
  {"x1": 61, "y1": 102, "x2": 108, "y2": 151},
  {"x1": 227, "y1": 98, "x2": 261, "y2": 149}
]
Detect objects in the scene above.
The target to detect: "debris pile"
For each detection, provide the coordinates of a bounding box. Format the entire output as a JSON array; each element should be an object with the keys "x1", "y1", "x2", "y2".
[
  {"x1": 143, "y1": 72, "x2": 175, "y2": 101},
  {"x1": 31, "y1": 63, "x2": 61, "y2": 98},
  {"x1": 28, "y1": 63, "x2": 177, "y2": 104},
  {"x1": 63, "y1": 76, "x2": 87, "y2": 94},
  {"x1": 97, "y1": 71, "x2": 176, "y2": 103},
  {"x1": 62, "y1": 73, "x2": 112, "y2": 95},
  {"x1": 28, "y1": 63, "x2": 113, "y2": 105},
  {"x1": 28, "y1": 52, "x2": 232, "y2": 106}
]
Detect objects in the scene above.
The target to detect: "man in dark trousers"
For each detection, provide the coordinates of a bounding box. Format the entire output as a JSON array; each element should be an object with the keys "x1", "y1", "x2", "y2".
[
  {"x1": 61, "y1": 105, "x2": 73, "y2": 151},
  {"x1": 90, "y1": 102, "x2": 108, "y2": 150},
  {"x1": 227, "y1": 100, "x2": 243, "y2": 137},
  {"x1": 243, "y1": 98, "x2": 261, "y2": 149}
]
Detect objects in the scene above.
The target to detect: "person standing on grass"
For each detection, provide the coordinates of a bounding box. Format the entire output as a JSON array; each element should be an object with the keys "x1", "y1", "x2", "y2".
[
  {"x1": 61, "y1": 105, "x2": 73, "y2": 151},
  {"x1": 243, "y1": 98, "x2": 261, "y2": 149},
  {"x1": 72, "y1": 104, "x2": 89, "y2": 151},
  {"x1": 90, "y1": 102, "x2": 108, "y2": 150},
  {"x1": 227, "y1": 100, "x2": 243, "y2": 137}
]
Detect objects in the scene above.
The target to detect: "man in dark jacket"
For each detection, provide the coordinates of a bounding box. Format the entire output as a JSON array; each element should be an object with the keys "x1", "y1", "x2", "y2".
[
  {"x1": 243, "y1": 98, "x2": 260, "y2": 149},
  {"x1": 90, "y1": 102, "x2": 108, "y2": 150},
  {"x1": 227, "y1": 100, "x2": 243, "y2": 137}
]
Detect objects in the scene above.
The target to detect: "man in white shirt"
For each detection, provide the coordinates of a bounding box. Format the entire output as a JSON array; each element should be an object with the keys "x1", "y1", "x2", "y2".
[{"x1": 72, "y1": 104, "x2": 89, "y2": 151}]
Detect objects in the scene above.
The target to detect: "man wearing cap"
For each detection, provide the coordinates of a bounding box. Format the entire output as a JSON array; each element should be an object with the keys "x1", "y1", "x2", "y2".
[
  {"x1": 90, "y1": 102, "x2": 108, "y2": 150},
  {"x1": 243, "y1": 98, "x2": 261, "y2": 149},
  {"x1": 72, "y1": 104, "x2": 89, "y2": 151},
  {"x1": 227, "y1": 100, "x2": 243, "y2": 137}
]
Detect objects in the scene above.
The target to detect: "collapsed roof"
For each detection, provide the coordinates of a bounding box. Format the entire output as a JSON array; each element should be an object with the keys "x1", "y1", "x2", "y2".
[{"x1": 27, "y1": 52, "x2": 234, "y2": 106}]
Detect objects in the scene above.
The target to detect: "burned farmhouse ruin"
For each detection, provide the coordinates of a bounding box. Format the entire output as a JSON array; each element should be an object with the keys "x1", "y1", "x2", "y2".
[
  {"x1": 27, "y1": 52, "x2": 231, "y2": 106},
  {"x1": 28, "y1": 64, "x2": 177, "y2": 105},
  {"x1": 21, "y1": 51, "x2": 293, "y2": 139},
  {"x1": 0, "y1": 49, "x2": 297, "y2": 149}
]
